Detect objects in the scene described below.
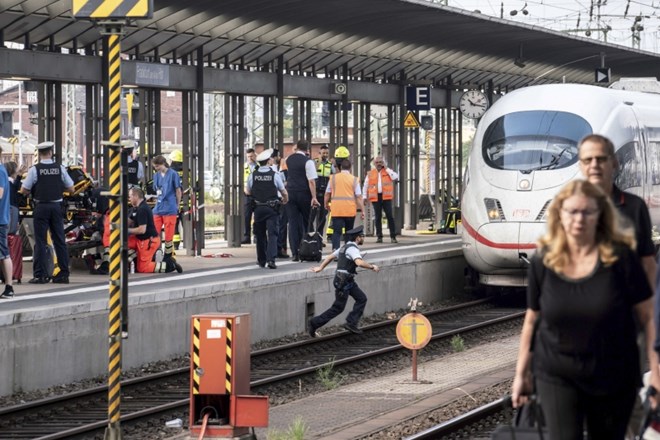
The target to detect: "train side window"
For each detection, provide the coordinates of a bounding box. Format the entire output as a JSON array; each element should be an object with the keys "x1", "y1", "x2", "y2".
[{"x1": 614, "y1": 142, "x2": 642, "y2": 190}]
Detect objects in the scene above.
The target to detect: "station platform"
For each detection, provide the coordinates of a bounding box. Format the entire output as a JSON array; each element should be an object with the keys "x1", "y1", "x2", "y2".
[
  {"x1": 0, "y1": 230, "x2": 466, "y2": 396},
  {"x1": 254, "y1": 335, "x2": 517, "y2": 439}
]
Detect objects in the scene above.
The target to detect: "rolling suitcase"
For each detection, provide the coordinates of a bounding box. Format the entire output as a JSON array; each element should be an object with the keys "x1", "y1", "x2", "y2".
[{"x1": 298, "y1": 207, "x2": 323, "y2": 262}]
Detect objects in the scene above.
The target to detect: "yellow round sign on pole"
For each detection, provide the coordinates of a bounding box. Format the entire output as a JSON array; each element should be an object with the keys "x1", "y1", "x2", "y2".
[{"x1": 396, "y1": 312, "x2": 432, "y2": 350}]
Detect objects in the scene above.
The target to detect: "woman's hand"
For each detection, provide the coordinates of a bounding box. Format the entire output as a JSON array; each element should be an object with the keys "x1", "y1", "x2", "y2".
[{"x1": 511, "y1": 371, "x2": 533, "y2": 408}]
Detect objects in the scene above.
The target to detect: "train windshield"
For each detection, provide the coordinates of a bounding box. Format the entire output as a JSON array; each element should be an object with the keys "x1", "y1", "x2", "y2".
[{"x1": 482, "y1": 111, "x2": 591, "y2": 172}]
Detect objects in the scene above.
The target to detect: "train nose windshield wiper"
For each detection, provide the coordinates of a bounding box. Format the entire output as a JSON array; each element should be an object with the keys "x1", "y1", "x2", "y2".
[{"x1": 521, "y1": 146, "x2": 570, "y2": 174}]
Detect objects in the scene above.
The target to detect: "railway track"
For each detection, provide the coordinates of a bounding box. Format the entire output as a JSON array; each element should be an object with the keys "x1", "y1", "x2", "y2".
[
  {"x1": 0, "y1": 297, "x2": 524, "y2": 439},
  {"x1": 404, "y1": 396, "x2": 514, "y2": 440}
]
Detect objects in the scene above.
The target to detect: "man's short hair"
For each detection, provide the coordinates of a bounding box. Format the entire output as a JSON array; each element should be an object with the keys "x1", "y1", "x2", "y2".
[
  {"x1": 296, "y1": 140, "x2": 310, "y2": 152},
  {"x1": 246, "y1": 148, "x2": 255, "y2": 154},
  {"x1": 320, "y1": 144, "x2": 329, "y2": 150},
  {"x1": 340, "y1": 159, "x2": 351, "y2": 170},
  {"x1": 130, "y1": 186, "x2": 145, "y2": 199},
  {"x1": 579, "y1": 134, "x2": 615, "y2": 157}
]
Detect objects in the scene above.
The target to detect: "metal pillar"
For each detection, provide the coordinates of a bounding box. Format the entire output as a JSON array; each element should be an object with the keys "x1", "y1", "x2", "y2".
[
  {"x1": 224, "y1": 94, "x2": 243, "y2": 247},
  {"x1": 102, "y1": 22, "x2": 128, "y2": 440},
  {"x1": 196, "y1": 47, "x2": 205, "y2": 253},
  {"x1": 395, "y1": 73, "x2": 405, "y2": 234}
]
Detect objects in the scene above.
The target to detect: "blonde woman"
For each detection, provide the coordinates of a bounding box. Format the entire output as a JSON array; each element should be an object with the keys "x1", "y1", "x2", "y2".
[{"x1": 512, "y1": 180, "x2": 659, "y2": 440}]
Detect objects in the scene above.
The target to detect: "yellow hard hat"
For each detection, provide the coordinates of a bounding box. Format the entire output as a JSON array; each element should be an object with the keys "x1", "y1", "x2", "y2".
[
  {"x1": 334, "y1": 146, "x2": 350, "y2": 159},
  {"x1": 169, "y1": 149, "x2": 183, "y2": 163}
]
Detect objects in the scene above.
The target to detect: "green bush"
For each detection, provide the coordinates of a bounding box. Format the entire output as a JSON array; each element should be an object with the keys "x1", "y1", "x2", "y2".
[
  {"x1": 451, "y1": 334, "x2": 465, "y2": 352},
  {"x1": 266, "y1": 416, "x2": 308, "y2": 440}
]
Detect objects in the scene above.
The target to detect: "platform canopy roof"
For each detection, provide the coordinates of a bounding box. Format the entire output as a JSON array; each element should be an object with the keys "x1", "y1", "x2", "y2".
[{"x1": 2, "y1": 0, "x2": 660, "y2": 89}]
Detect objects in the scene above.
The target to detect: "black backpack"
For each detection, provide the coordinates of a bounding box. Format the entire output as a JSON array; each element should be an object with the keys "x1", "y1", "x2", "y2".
[{"x1": 298, "y1": 207, "x2": 323, "y2": 262}]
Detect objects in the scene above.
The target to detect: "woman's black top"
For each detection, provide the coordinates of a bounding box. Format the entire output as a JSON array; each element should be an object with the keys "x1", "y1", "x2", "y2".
[{"x1": 528, "y1": 246, "x2": 651, "y2": 395}]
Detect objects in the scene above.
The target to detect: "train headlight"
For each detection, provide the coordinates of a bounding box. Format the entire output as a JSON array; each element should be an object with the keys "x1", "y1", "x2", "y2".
[
  {"x1": 518, "y1": 179, "x2": 531, "y2": 190},
  {"x1": 484, "y1": 198, "x2": 506, "y2": 222}
]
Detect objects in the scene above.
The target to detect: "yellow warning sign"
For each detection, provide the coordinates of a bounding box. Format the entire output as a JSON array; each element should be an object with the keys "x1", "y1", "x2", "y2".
[
  {"x1": 396, "y1": 312, "x2": 432, "y2": 350},
  {"x1": 403, "y1": 111, "x2": 420, "y2": 128},
  {"x1": 73, "y1": 0, "x2": 153, "y2": 19}
]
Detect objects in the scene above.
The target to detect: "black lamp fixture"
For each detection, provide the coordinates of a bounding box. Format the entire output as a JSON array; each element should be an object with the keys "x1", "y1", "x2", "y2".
[
  {"x1": 510, "y1": 2, "x2": 529, "y2": 16},
  {"x1": 514, "y1": 43, "x2": 526, "y2": 68}
]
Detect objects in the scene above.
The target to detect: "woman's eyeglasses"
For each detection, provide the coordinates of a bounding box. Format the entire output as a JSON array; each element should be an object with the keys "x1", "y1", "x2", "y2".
[{"x1": 561, "y1": 208, "x2": 600, "y2": 218}]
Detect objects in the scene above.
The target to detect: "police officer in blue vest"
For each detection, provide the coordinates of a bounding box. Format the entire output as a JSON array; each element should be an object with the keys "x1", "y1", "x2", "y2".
[
  {"x1": 20, "y1": 142, "x2": 75, "y2": 284},
  {"x1": 245, "y1": 149, "x2": 289, "y2": 269},
  {"x1": 123, "y1": 140, "x2": 144, "y2": 188}
]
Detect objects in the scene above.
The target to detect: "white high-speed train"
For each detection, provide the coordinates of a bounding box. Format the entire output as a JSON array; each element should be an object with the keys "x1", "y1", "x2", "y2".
[{"x1": 461, "y1": 82, "x2": 660, "y2": 287}]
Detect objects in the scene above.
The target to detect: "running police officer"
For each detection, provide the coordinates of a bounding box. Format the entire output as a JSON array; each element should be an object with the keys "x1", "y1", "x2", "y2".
[
  {"x1": 245, "y1": 149, "x2": 288, "y2": 269},
  {"x1": 308, "y1": 225, "x2": 379, "y2": 337},
  {"x1": 20, "y1": 141, "x2": 75, "y2": 284}
]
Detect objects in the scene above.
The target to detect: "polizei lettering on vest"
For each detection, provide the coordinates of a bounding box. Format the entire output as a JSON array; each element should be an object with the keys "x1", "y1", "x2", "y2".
[
  {"x1": 254, "y1": 174, "x2": 273, "y2": 181},
  {"x1": 39, "y1": 168, "x2": 61, "y2": 175}
]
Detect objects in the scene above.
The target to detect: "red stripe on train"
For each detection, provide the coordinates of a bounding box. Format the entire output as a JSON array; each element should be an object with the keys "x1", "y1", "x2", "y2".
[{"x1": 461, "y1": 217, "x2": 537, "y2": 250}]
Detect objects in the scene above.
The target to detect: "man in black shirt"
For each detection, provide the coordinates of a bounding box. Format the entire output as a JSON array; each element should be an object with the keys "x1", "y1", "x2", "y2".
[
  {"x1": 285, "y1": 140, "x2": 319, "y2": 261},
  {"x1": 128, "y1": 187, "x2": 181, "y2": 274},
  {"x1": 578, "y1": 134, "x2": 657, "y2": 434},
  {"x1": 578, "y1": 134, "x2": 656, "y2": 288}
]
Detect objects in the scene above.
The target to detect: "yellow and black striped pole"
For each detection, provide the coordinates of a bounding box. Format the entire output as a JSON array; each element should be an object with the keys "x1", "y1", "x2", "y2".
[
  {"x1": 72, "y1": 8, "x2": 152, "y2": 440},
  {"x1": 104, "y1": 24, "x2": 124, "y2": 440}
]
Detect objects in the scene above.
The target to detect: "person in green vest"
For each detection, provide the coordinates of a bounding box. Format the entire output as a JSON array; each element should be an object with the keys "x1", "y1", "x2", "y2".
[{"x1": 314, "y1": 144, "x2": 334, "y2": 238}]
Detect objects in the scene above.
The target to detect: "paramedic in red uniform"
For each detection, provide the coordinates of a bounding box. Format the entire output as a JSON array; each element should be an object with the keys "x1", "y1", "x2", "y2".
[{"x1": 128, "y1": 187, "x2": 182, "y2": 274}]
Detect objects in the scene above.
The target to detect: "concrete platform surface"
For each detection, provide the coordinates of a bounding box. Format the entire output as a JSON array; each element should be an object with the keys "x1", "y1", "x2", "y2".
[{"x1": 258, "y1": 335, "x2": 517, "y2": 439}]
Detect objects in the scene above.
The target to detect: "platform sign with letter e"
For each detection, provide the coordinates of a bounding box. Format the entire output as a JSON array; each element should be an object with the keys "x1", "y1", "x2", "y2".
[{"x1": 595, "y1": 68, "x2": 611, "y2": 84}]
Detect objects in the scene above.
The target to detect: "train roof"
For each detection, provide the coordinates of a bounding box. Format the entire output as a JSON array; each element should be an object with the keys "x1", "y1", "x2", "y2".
[{"x1": 486, "y1": 83, "x2": 660, "y2": 119}]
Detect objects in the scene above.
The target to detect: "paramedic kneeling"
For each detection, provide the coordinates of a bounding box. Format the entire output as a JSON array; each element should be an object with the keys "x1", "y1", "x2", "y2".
[{"x1": 128, "y1": 187, "x2": 182, "y2": 274}]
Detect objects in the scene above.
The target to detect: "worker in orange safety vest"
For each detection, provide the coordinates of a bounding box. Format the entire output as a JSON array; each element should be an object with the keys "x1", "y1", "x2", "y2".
[
  {"x1": 363, "y1": 156, "x2": 399, "y2": 243},
  {"x1": 325, "y1": 158, "x2": 364, "y2": 251}
]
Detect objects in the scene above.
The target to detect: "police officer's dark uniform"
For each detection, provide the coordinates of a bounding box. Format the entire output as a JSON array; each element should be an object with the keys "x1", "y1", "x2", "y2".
[
  {"x1": 308, "y1": 225, "x2": 380, "y2": 337},
  {"x1": 285, "y1": 140, "x2": 318, "y2": 261},
  {"x1": 246, "y1": 149, "x2": 288, "y2": 269},
  {"x1": 21, "y1": 142, "x2": 75, "y2": 284},
  {"x1": 126, "y1": 156, "x2": 140, "y2": 187}
]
